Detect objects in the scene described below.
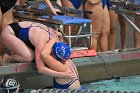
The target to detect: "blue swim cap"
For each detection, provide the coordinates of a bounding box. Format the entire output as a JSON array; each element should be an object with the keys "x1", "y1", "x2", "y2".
[
  {"x1": 52, "y1": 42, "x2": 72, "y2": 62},
  {"x1": 0, "y1": 75, "x2": 20, "y2": 93}
]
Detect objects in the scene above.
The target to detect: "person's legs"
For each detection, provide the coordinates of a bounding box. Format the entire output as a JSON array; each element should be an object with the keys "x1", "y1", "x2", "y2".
[
  {"x1": 85, "y1": 1, "x2": 104, "y2": 51},
  {"x1": 118, "y1": 14, "x2": 128, "y2": 49},
  {"x1": 108, "y1": 10, "x2": 117, "y2": 50},
  {"x1": 0, "y1": 9, "x2": 3, "y2": 64},
  {"x1": 99, "y1": 5, "x2": 110, "y2": 52},
  {"x1": 1, "y1": 26, "x2": 34, "y2": 63},
  {"x1": 133, "y1": 17, "x2": 140, "y2": 48},
  {"x1": 0, "y1": 9, "x2": 2, "y2": 31},
  {"x1": 61, "y1": 0, "x2": 83, "y2": 46}
]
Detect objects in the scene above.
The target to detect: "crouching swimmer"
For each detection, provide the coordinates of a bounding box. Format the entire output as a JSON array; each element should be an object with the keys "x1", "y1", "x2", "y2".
[
  {"x1": 0, "y1": 75, "x2": 20, "y2": 93},
  {"x1": 0, "y1": 21, "x2": 80, "y2": 89},
  {"x1": 41, "y1": 39, "x2": 80, "y2": 89}
]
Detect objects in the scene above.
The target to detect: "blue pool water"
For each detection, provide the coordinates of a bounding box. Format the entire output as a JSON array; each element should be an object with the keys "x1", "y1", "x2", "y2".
[{"x1": 82, "y1": 75, "x2": 140, "y2": 92}]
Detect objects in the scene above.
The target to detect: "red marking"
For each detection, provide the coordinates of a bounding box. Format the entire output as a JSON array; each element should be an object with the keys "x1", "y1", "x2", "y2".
[
  {"x1": 70, "y1": 49, "x2": 96, "y2": 58},
  {"x1": 136, "y1": 52, "x2": 140, "y2": 58},
  {"x1": 121, "y1": 53, "x2": 128, "y2": 60},
  {"x1": 121, "y1": 52, "x2": 140, "y2": 60},
  {"x1": 13, "y1": 64, "x2": 29, "y2": 73},
  {"x1": 130, "y1": 53, "x2": 136, "y2": 59},
  {"x1": 19, "y1": 64, "x2": 28, "y2": 72},
  {"x1": 14, "y1": 65, "x2": 18, "y2": 73}
]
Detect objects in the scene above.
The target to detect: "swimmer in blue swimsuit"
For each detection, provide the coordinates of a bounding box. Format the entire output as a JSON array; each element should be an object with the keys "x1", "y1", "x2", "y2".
[
  {"x1": 1, "y1": 21, "x2": 77, "y2": 88},
  {"x1": 8, "y1": 22, "x2": 51, "y2": 50},
  {"x1": 41, "y1": 41, "x2": 80, "y2": 89}
]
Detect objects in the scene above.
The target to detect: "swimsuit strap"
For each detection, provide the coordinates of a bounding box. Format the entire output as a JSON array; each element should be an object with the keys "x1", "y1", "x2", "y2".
[
  {"x1": 68, "y1": 78, "x2": 79, "y2": 86},
  {"x1": 68, "y1": 63, "x2": 79, "y2": 78},
  {"x1": 29, "y1": 23, "x2": 51, "y2": 40}
]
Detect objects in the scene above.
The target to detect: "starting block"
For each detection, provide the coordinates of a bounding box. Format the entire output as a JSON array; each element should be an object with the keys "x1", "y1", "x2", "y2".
[
  {"x1": 13, "y1": 1, "x2": 93, "y2": 50},
  {"x1": 111, "y1": 1, "x2": 140, "y2": 33}
]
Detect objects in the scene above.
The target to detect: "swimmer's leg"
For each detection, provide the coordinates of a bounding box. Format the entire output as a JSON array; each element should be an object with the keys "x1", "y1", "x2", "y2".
[
  {"x1": 99, "y1": 6, "x2": 110, "y2": 52},
  {"x1": 85, "y1": 2, "x2": 104, "y2": 51},
  {"x1": 133, "y1": 17, "x2": 140, "y2": 48},
  {"x1": 108, "y1": 10, "x2": 117, "y2": 51},
  {"x1": 1, "y1": 27, "x2": 34, "y2": 63},
  {"x1": 118, "y1": 14, "x2": 128, "y2": 49}
]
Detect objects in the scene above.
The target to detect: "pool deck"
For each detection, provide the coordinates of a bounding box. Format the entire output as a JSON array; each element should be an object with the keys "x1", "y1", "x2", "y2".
[{"x1": 0, "y1": 48, "x2": 140, "y2": 89}]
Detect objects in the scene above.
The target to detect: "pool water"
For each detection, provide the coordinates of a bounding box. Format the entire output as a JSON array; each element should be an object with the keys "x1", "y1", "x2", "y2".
[{"x1": 82, "y1": 75, "x2": 140, "y2": 92}]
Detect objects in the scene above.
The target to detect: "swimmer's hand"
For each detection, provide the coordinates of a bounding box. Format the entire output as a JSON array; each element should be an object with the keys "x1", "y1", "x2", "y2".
[
  {"x1": 60, "y1": 71, "x2": 76, "y2": 79},
  {"x1": 51, "y1": 7, "x2": 61, "y2": 15},
  {"x1": 56, "y1": 31, "x2": 62, "y2": 37}
]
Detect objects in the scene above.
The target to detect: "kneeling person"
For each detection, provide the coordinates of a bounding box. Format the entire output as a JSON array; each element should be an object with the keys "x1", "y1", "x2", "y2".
[{"x1": 1, "y1": 21, "x2": 80, "y2": 89}]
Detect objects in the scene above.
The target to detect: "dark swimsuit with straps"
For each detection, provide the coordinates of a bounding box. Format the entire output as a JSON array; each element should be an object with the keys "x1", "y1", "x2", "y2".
[
  {"x1": 0, "y1": 0, "x2": 17, "y2": 14},
  {"x1": 69, "y1": 0, "x2": 83, "y2": 9},
  {"x1": 53, "y1": 63, "x2": 79, "y2": 89},
  {"x1": 9, "y1": 22, "x2": 50, "y2": 50}
]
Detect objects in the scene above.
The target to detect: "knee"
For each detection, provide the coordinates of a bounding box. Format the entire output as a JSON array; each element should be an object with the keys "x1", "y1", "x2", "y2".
[
  {"x1": 102, "y1": 28, "x2": 110, "y2": 36},
  {"x1": 92, "y1": 33, "x2": 101, "y2": 39},
  {"x1": 110, "y1": 27, "x2": 116, "y2": 34}
]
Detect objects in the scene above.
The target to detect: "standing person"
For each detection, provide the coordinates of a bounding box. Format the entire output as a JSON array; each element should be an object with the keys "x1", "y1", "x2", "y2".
[
  {"x1": 118, "y1": 14, "x2": 128, "y2": 49},
  {"x1": 134, "y1": 17, "x2": 140, "y2": 48},
  {"x1": 118, "y1": 0, "x2": 140, "y2": 49},
  {"x1": 107, "y1": 0, "x2": 118, "y2": 51},
  {"x1": 0, "y1": 21, "x2": 80, "y2": 89},
  {"x1": 84, "y1": 0, "x2": 104, "y2": 51},
  {"x1": 133, "y1": 0, "x2": 140, "y2": 48},
  {"x1": 85, "y1": 0, "x2": 110, "y2": 52},
  {"x1": 0, "y1": 0, "x2": 19, "y2": 63},
  {"x1": 99, "y1": 0, "x2": 110, "y2": 52},
  {"x1": 61, "y1": 0, "x2": 84, "y2": 35}
]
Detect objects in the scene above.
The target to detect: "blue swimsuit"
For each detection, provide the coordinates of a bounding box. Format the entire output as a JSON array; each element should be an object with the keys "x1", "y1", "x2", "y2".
[
  {"x1": 70, "y1": 0, "x2": 83, "y2": 9},
  {"x1": 102, "y1": 0, "x2": 112, "y2": 9},
  {"x1": 9, "y1": 22, "x2": 50, "y2": 50},
  {"x1": 53, "y1": 63, "x2": 79, "y2": 89}
]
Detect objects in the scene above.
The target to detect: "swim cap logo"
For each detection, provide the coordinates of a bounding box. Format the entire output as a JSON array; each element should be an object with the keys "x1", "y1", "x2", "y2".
[
  {"x1": 56, "y1": 46, "x2": 65, "y2": 59},
  {"x1": 6, "y1": 79, "x2": 16, "y2": 87}
]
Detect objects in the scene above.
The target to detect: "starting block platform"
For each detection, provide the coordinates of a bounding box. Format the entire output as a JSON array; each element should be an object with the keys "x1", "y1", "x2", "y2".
[
  {"x1": 13, "y1": 1, "x2": 93, "y2": 50},
  {"x1": 1, "y1": 48, "x2": 140, "y2": 89}
]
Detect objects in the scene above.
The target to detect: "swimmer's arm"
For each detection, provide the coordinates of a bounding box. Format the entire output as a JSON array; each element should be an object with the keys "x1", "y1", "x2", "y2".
[
  {"x1": 56, "y1": 0, "x2": 62, "y2": 6},
  {"x1": 35, "y1": 41, "x2": 71, "y2": 78},
  {"x1": 44, "y1": 0, "x2": 61, "y2": 15},
  {"x1": 41, "y1": 38, "x2": 67, "y2": 72}
]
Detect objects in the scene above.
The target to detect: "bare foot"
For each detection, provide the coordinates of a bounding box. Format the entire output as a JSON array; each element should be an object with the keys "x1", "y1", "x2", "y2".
[
  {"x1": 2, "y1": 54, "x2": 10, "y2": 63},
  {"x1": 0, "y1": 55, "x2": 3, "y2": 65}
]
